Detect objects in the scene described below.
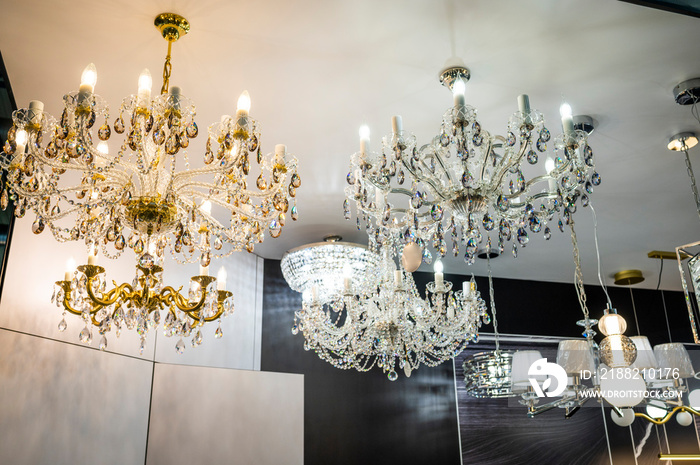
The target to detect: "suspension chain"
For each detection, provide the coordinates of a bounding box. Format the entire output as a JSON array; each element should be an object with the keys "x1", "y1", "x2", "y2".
[
  {"x1": 683, "y1": 149, "x2": 700, "y2": 221},
  {"x1": 160, "y1": 41, "x2": 173, "y2": 95},
  {"x1": 486, "y1": 255, "x2": 500, "y2": 352},
  {"x1": 569, "y1": 220, "x2": 590, "y2": 322}
]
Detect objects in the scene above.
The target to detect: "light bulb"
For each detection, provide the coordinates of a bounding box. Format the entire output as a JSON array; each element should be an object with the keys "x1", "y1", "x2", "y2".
[
  {"x1": 610, "y1": 408, "x2": 635, "y2": 427},
  {"x1": 559, "y1": 102, "x2": 572, "y2": 118},
  {"x1": 64, "y1": 257, "x2": 76, "y2": 281},
  {"x1": 200, "y1": 200, "x2": 212, "y2": 215},
  {"x1": 677, "y1": 411, "x2": 693, "y2": 427},
  {"x1": 359, "y1": 125, "x2": 370, "y2": 141},
  {"x1": 545, "y1": 158, "x2": 555, "y2": 174},
  {"x1": 598, "y1": 310, "x2": 627, "y2": 336},
  {"x1": 15, "y1": 129, "x2": 28, "y2": 147},
  {"x1": 452, "y1": 79, "x2": 466, "y2": 97},
  {"x1": 434, "y1": 260, "x2": 443, "y2": 274},
  {"x1": 80, "y1": 63, "x2": 97, "y2": 89},
  {"x1": 646, "y1": 401, "x2": 667, "y2": 420},
  {"x1": 237, "y1": 91, "x2": 251, "y2": 113},
  {"x1": 97, "y1": 141, "x2": 109, "y2": 155},
  {"x1": 138, "y1": 69, "x2": 152, "y2": 94},
  {"x1": 217, "y1": 267, "x2": 227, "y2": 291}
]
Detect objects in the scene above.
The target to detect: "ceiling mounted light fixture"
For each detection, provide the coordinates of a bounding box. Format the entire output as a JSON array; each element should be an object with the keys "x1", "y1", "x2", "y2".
[
  {"x1": 343, "y1": 63, "x2": 599, "y2": 266},
  {"x1": 282, "y1": 242, "x2": 490, "y2": 380},
  {"x1": 4, "y1": 13, "x2": 302, "y2": 353}
]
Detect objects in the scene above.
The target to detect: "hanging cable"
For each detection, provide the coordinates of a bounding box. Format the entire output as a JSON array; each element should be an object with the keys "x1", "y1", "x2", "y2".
[
  {"x1": 590, "y1": 203, "x2": 613, "y2": 308},
  {"x1": 656, "y1": 258, "x2": 673, "y2": 342},
  {"x1": 629, "y1": 288, "x2": 641, "y2": 336},
  {"x1": 629, "y1": 426, "x2": 639, "y2": 465},
  {"x1": 601, "y1": 399, "x2": 615, "y2": 465},
  {"x1": 682, "y1": 148, "x2": 700, "y2": 222},
  {"x1": 486, "y1": 255, "x2": 499, "y2": 353}
]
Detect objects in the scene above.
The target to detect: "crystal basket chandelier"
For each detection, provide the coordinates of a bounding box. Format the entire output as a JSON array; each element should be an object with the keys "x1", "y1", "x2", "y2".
[
  {"x1": 282, "y1": 238, "x2": 490, "y2": 380},
  {"x1": 344, "y1": 65, "x2": 599, "y2": 264},
  {"x1": 2, "y1": 13, "x2": 301, "y2": 352}
]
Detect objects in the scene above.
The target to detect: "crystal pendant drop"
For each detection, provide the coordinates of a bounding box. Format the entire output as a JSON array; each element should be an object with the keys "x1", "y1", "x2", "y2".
[
  {"x1": 512, "y1": 243, "x2": 518, "y2": 258},
  {"x1": 482, "y1": 213, "x2": 494, "y2": 231},
  {"x1": 99, "y1": 335, "x2": 107, "y2": 351},
  {"x1": 215, "y1": 325, "x2": 223, "y2": 339},
  {"x1": 31, "y1": 218, "x2": 45, "y2": 234},
  {"x1": 58, "y1": 317, "x2": 67, "y2": 332},
  {"x1": 517, "y1": 228, "x2": 529, "y2": 245},
  {"x1": 79, "y1": 325, "x2": 92, "y2": 344},
  {"x1": 138, "y1": 253, "x2": 155, "y2": 269},
  {"x1": 139, "y1": 337, "x2": 146, "y2": 355},
  {"x1": 387, "y1": 371, "x2": 398, "y2": 381},
  {"x1": 1, "y1": 190, "x2": 8, "y2": 210},
  {"x1": 343, "y1": 199, "x2": 351, "y2": 220},
  {"x1": 544, "y1": 226, "x2": 552, "y2": 240},
  {"x1": 175, "y1": 338, "x2": 185, "y2": 354},
  {"x1": 191, "y1": 330, "x2": 203, "y2": 347}
]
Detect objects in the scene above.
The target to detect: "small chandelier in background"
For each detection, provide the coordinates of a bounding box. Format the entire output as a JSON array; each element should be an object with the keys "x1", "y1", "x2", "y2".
[
  {"x1": 344, "y1": 64, "x2": 599, "y2": 266},
  {"x1": 3, "y1": 13, "x2": 301, "y2": 352},
  {"x1": 281, "y1": 237, "x2": 490, "y2": 380}
]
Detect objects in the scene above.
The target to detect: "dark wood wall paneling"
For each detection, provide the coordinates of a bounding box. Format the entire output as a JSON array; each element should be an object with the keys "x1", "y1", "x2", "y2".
[{"x1": 261, "y1": 258, "x2": 692, "y2": 465}]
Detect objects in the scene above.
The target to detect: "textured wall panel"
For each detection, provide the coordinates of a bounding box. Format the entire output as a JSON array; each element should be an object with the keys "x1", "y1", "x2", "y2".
[
  {"x1": 146, "y1": 363, "x2": 303, "y2": 465},
  {"x1": 0, "y1": 328, "x2": 152, "y2": 465}
]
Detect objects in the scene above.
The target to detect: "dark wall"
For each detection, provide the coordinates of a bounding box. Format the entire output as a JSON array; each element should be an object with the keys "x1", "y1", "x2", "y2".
[
  {"x1": 261, "y1": 258, "x2": 692, "y2": 465},
  {"x1": 261, "y1": 260, "x2": 461, "y2": 465}
]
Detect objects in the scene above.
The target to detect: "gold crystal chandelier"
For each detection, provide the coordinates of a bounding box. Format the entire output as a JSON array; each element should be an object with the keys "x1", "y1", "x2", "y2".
[{"x1": 2, "y1": 13, "x2": 301, "y2": 353}]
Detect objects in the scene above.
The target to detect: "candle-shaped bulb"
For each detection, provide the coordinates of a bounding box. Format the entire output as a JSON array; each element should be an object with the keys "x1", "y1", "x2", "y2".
[
  {"x1": 65, "y1": 257, "x2": 76, "y2": 281},
  {"x1": 97, "y1": 141, "x2": 109, "y2": 155},
  {"x1": 544, "y1": 157, "x2": 555, "y2": 174},
  {"x1": 394, "y1": 269, "x2": 403, "y2": 286},
  {"x1": 275, "y1": 144, "x2": 287, "y2": 164},
  {"x1": 453, "y1": 79, "x2": 466, "y2": 116},
  {"x1": 15, "y1": 129, "x2": 28, "y2": 147},
  {"x1": 87, "y1": 250, "x2": 96, "y2": 266},
  {"x1": 199, "y1": 264, "x2": 209, "y2": 276},
  {"x1": 237, "y1": 90, "x2": 251, "y2": 113},
  {"x1": 217, "y1": 267, "x2": 227, "y2": 291},
  {"x1": 137, "y1": 69, "x2": 152, "y2": 106},
  {"x1": 453, "y1": 79, "x2": 466, "y2": 97},
  {"x1": 559, "y1": 102, "x2": 572, "y2": 118},
  {"x1": 311, "y1": 285, "x2": 318, "y2": 302},
  {"x1": 80, "y1": 63, "x2": 97, "y2": 91},
  {"x1": 559, "y1": 102, "x2": 574, "y2": 136},
  {"x1": 434, "y1": 260, "x2": 443, "y2": 274},
  {"x1": 200, "y1": 200, "x2": 212, "y2": 215},
  {"x1": 343, "y1": 277, "x2": 351, "y2": 293},
  {"x1": 359, "y1": 124, "x2": 370, "y2": 155}
]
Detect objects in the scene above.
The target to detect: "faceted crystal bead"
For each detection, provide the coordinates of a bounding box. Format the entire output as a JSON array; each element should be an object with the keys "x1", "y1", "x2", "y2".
[
  {"x1": 138, "y1": 253, "x2": 155, "y2": 269},
  {"x1": 527, "y1": 150, "x2": 538, "y2": 164},
  {"x1": 31, "y1": 218, "x2": 44, "y2": 234},
  {"x1": 186, "y1": 121, "x2": 199, "y2": 138},
  {"x1": 1, "y1": 190, "x2": 8, "y2": 211},
  {"x1": 544, "y1": 226, "x2": 552, "y2": 240},
  {"x1": 512, "y1": 243, "x2": 518, "y2": 258},
  {"x1": 387, "y1": 371, "x2": 398, "y2": 381},
  {"x1": 591, "y1": 172, "x2": 601, "y2": 186},
  {"x1": 529, "y1": 216, "x2": 541, "y2": 233},
  {"x1": 430, "y1": 204, "x2": 443, "y2": 221},
  {"x1": 343, "y1": 199, "x2": 351, "y2": 220},
  {"x1": 346, "y1": 171, "x2": 355, "y2": 185},
  {"x1": 79, "y1": 325, "x2": 92, "y2": 344},
  {"x1": 98, "y1": 124, "x2": 111, "y2": 141},
  {"x1": 191, "y1": 330, "x2": 203, "y2": 347},
  {"x1": 114, "y1": 116, "x2": 125, "y2": 134},
  {"x1": 99, "y1": 335, "x2": 107, "y2": 351},
  {"x1": 134, "y1": 239, "x2": 144, "y2": 254},
  {"x1": 291, "y1": 173, "x2": 302, "y2": 188},
  {"x1": 139, "y1": 338, "x2": 146, "y2": 355},
  {"x1": 482, "y1": 213, "x2": 494, "y2": 231},
  {"x1": 496, "y1": 195, "x2": 509, "y2": 212},
  {"x1": 506, "y1": 132, "x2": 516, "y2": 146},
  {"x1": 175, "y1": 338, "x2": 185, "y2": 354},
  {"x1": 58, "y1": 317, "x2": 67, "y2": 332},
  {"x1": 517, "y1": 228, "x2": 529, "y2": 245},
  {"x1": 215, "y1": 325, "x2": 223, "y2": 339}
]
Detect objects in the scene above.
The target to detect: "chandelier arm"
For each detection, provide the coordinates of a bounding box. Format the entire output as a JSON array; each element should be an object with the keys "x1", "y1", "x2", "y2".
[
  {"x1": 490, "y1": 139, "x2": 529, "y2": 194},
  {"x1": 56, "y1": 281, "x2": 99, "y2": 316},
  {"x1": 161, "y1": 285, "x2": 208, "y2": 313},
  {"x1": 477, "y1": 134, "x2": 496, "y2": 182},
  {"x1": 85, "y1": 278, "x2": 135, "y2": 308},
  {"x1": 633, "y1": 405, "x2": 700, "y2": 425},
  {"x1": 398, "y1": 155, "x2": 449, "y2": 202}
]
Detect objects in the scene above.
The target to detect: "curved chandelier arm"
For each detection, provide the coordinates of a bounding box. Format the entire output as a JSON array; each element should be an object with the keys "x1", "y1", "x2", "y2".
[
  {"x1": 633, "y1": 405, "x2": 700, "y2": 425},
  {"x1": 56, "y1": 280, "x2": 99, "y2": 316}
]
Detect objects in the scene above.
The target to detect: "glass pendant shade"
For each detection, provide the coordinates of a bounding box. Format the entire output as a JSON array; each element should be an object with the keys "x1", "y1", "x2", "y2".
[
  {"x1": 597, "y1": 311, "x2": 627, "y2": 337},
  {"x1": 629, "y1": 336, "x2": 658, "y2": 371},
  {"x1": 281, "y1": 241, "x2": 382, "y2": 303},
  {"x1": 556, "y1": 339, "x2": 595, "y2": 375},
  {"x1": 654, "y1": 343, "x2": 695, "y2": 378},
  {"x1": 599, "y1": 334, "x2": 637, "y2": 368},
  {"x1": 511, "y1": 350, "x2": 544, "y2": 392},
  {"x1": 463, "y1": 350, "x2": 516, "y2": 398}
]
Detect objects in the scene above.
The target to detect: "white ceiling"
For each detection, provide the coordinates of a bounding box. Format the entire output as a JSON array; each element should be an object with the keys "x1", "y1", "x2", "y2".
[{"x1": 1, "y1": 0, "x2": 700, "y2": 291}]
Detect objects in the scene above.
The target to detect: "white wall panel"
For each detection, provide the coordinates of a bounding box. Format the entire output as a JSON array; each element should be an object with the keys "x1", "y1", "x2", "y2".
[
  {"x1": 153, "y1": 252, "x2": 262, "y2": 370},
  {"x1": 0, "y1": 328, "x2": 152, "y2": 465},
  {"x1": 0, "y1": 218, "x2": 156, "y2": 359},
  {"x1": 146, "y1": 363, "x2": 303, "y2": 465}
]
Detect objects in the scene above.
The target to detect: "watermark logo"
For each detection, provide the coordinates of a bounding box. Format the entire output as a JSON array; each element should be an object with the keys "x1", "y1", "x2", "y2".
[{"x1": 528, "y1": 358, "x2": 568, "y2": 397}]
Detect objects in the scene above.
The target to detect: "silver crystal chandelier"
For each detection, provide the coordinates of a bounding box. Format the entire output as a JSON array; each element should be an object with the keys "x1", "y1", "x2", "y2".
[
  {"x1": 282, "y1": 238, "x2": 490, "y2": 380},
  {"x1": 1, "y1": 13, "x2": 301, "y2": 352},
  {"x1": 344, "y1": 65, "x2": 599, "y2": 264}
]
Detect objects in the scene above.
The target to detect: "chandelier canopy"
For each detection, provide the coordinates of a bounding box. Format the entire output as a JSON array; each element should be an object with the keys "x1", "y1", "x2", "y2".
[
  {"x1": 3, "y1": 13, "x2": 301, "y2": 352},
  {"x1": 344, "y1": 65, "x2": 599, "y2": 265}
]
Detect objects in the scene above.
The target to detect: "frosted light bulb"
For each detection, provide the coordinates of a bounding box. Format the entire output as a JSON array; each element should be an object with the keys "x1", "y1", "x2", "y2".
[
  {"x1": 359, "y1": 125, "x2": 370, "y2": 141},
  {"x1": 138, "y1": 69, "x2": 152, "y2": 94},
  {"x1": 80, "y1": 63, "x2": 97, "y2": 90},
  {"x1": 545, "y1": 158, "x2": 555, "y2": 174},
  {"x1": 559, "y1": 102, "x2": 572, "y2": 118},
  {"x1": 200, "y1": 200, "x2": 212, "y2": 215},
  {"x1": 15, "y1": 129, "x2": 28, "y2": 147},
  {"x1": 97, "y1": 141, "x2": 109, "y2": 155},
  {"x1": 452, "y1": 79, "x2": 466, "y2": 97},
  {"x1": 237, "y1": 91, "x2": 251, "y2": 113}
]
